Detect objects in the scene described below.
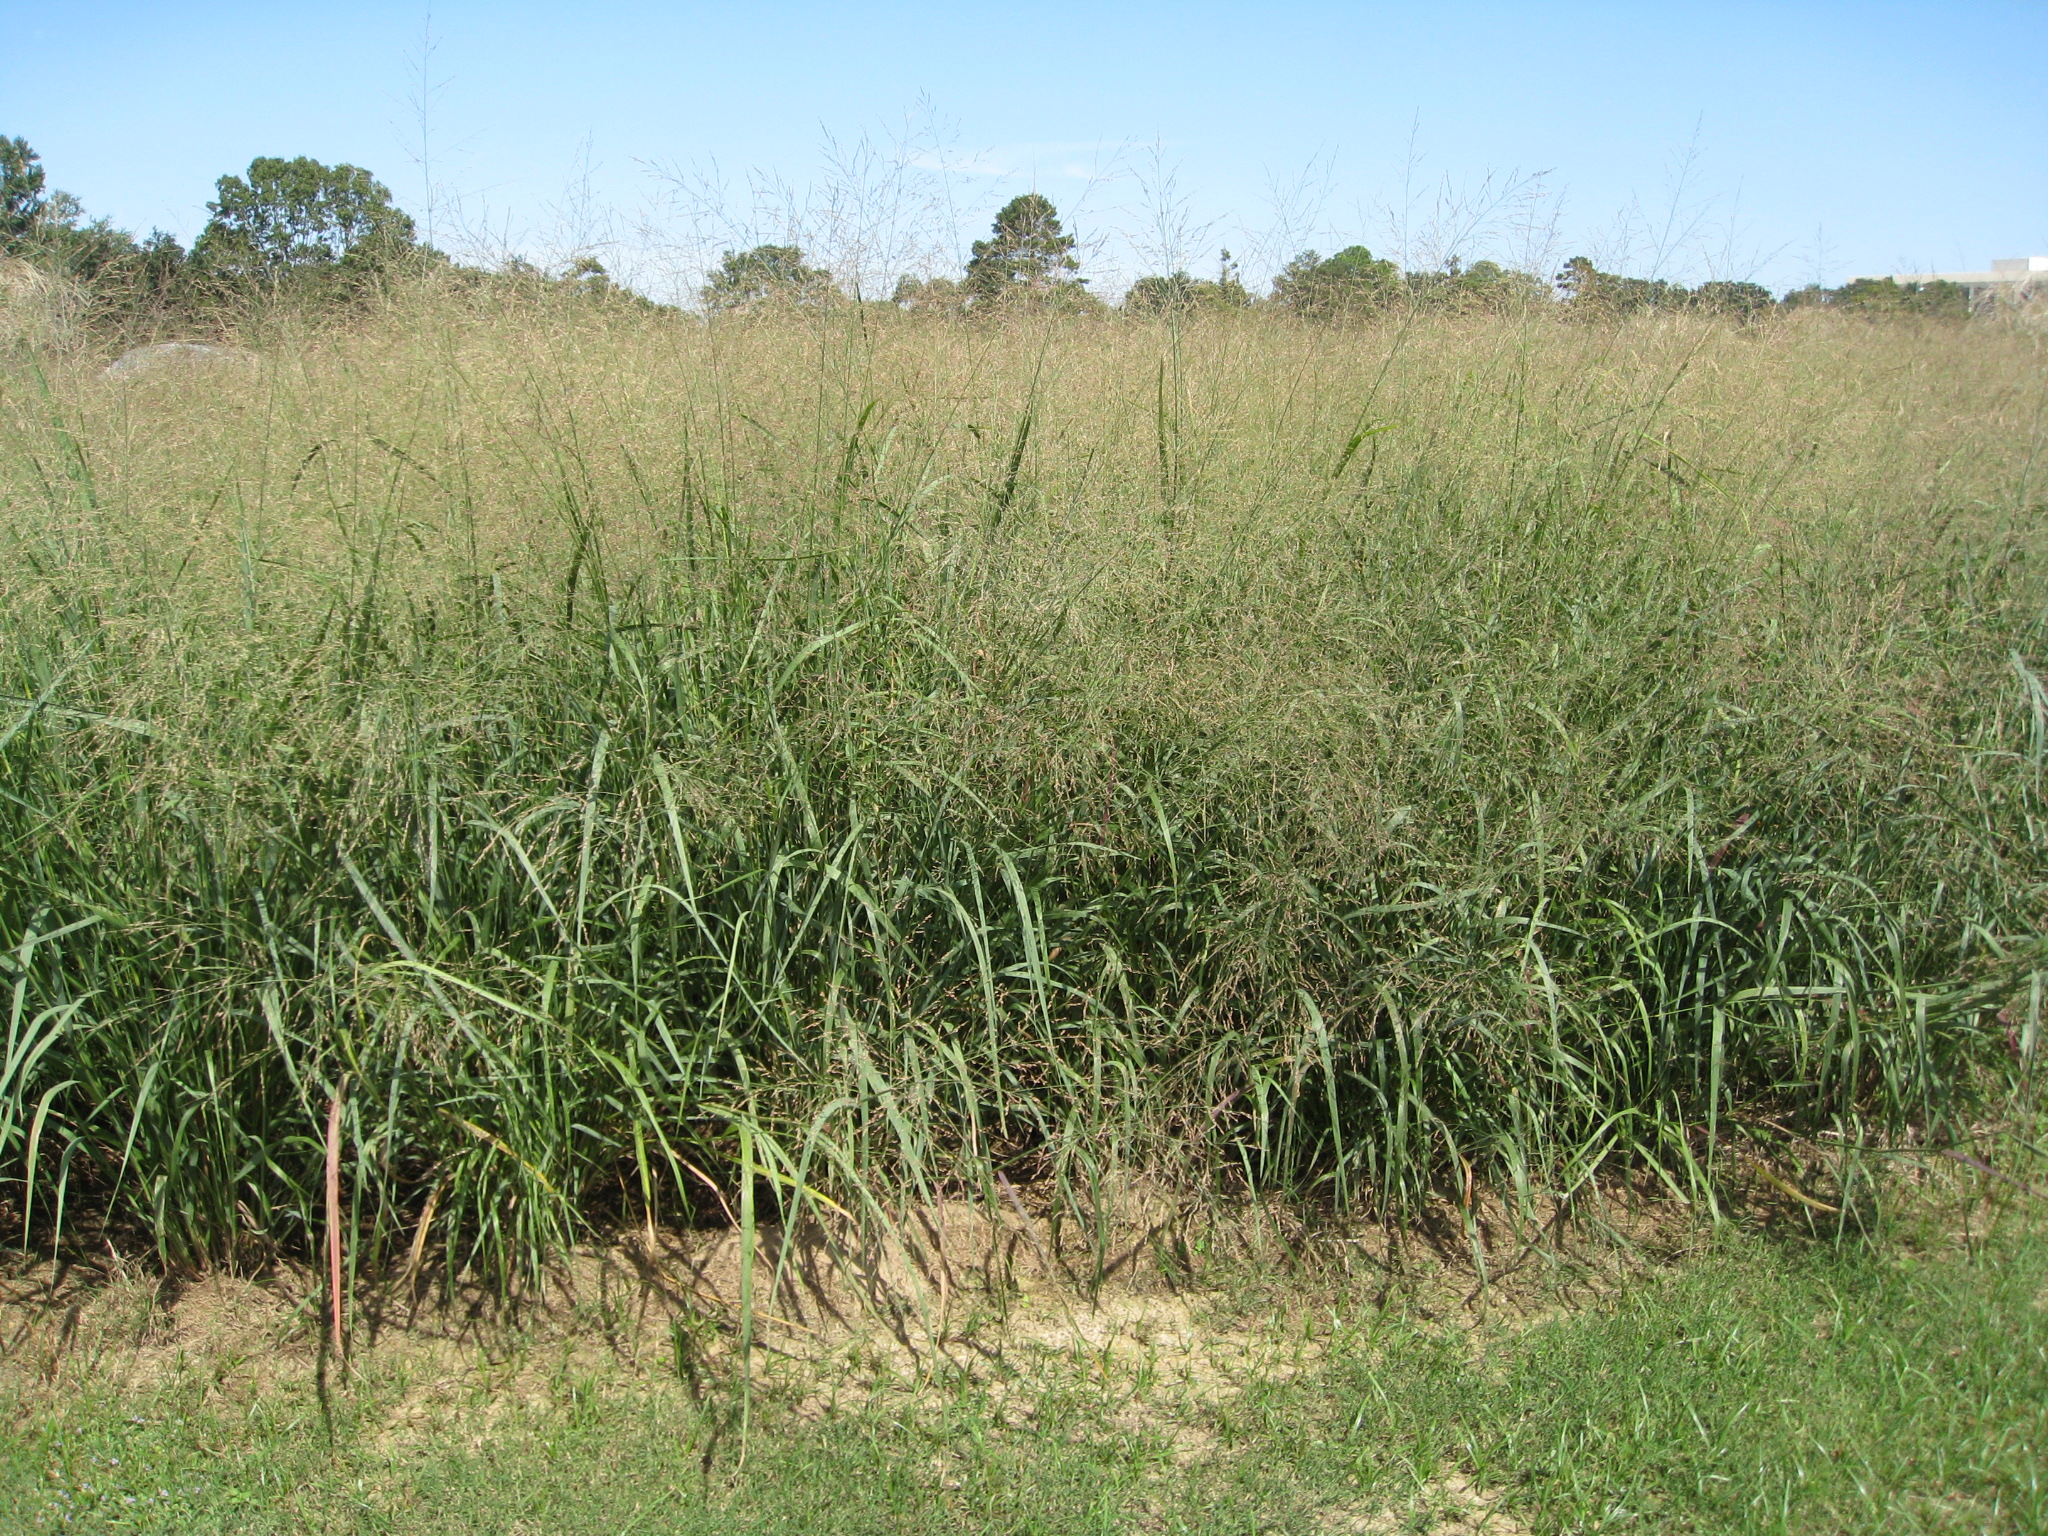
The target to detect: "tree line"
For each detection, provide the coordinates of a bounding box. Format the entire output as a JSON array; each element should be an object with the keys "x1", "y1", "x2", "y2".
[
  {"x1": 711, "y1": 196, "x2": 1973, "y2": 321},
  {"x1": 3, "y1": 139, "x2": 445, "y2": 330},
  {"x1": 2, "y1": 136, "x2": 1975, "y2": 336}
]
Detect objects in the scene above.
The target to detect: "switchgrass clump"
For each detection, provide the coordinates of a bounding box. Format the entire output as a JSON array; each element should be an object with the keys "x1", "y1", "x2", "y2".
[{"x1": 2, "y1": 291, "x2": 2044, "y2": 1292}]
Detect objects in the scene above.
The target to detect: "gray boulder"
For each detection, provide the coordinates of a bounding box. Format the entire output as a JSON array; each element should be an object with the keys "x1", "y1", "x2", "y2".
[{"x1": 104, "y1": 342, "x2": 254, "y2": 380}]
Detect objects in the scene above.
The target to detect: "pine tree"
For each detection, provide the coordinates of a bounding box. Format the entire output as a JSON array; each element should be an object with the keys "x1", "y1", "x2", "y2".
[
  {"x1": 963, "y1": 194, "x2": 1083, "y2": 303},
  {"x1": 1, "y1": 137, "x2": 49, "y2": 246}
]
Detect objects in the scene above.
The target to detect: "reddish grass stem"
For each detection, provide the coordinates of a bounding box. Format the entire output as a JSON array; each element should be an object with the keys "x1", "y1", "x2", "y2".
[{"x1": 325, "y1": 1084, "x2": 346, "y2": 1360}]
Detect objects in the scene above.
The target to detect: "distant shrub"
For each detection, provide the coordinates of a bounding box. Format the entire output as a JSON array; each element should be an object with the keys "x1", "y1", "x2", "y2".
[
  {"x1": 702, "y1": 244, "x2": 838, "y2": 312},
  {"x1": 1403, "y1": 258, "x2": 1549, "y2": 315},
  {"x1": 1123, "y1": 263, "x2": 1252, "y2": 317},
  {"x1": 0, "y1": 254, "x2": 83, "y2": 350},
  {"x1": 892, "y1": 274, "x2": 967, "y2": 313},
  {"x1": 1827, "y1": 276, "x2": 1971, "y2": 319},
  {"x1": 1555, "y1": 256, "x2": 1695, "y2": 317},
  {"x1": 1271, "y1": 245, "x2": 1401, "y2": 319},
  {"x1": 1692, "y1": 279, "x2": 1777, "y2": 319}
]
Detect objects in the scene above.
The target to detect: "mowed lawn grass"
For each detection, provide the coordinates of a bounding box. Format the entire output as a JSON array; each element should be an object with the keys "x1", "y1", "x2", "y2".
[{"x1": 4, "y1": 1199, "x2": 2043, "y2": 1535}]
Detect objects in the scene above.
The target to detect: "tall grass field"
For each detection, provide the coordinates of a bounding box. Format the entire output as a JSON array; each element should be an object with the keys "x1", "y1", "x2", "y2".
[{"x1": 2, "y1": 292, "x2": 2044, "y2": 1297}]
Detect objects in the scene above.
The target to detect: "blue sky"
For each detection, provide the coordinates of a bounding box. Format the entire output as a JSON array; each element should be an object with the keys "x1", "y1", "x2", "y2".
[{"x1": 5, "y1": 2, "x2": 2044, "y2": 298}]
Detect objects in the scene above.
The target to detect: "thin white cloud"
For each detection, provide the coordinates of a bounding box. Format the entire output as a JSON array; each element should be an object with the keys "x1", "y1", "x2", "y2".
[
  {"x1": 910, "y1": 141, "x2": 1128, "y2": 179},
  {"x1": 908, "y1": 152, "x2": 1011, "y2": 176}
]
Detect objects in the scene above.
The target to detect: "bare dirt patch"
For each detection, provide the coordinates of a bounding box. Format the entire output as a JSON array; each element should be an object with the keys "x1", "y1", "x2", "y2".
[
  {"x1": 1318, "y1": 1474, "x2": 1532, "y2": 1534},
  {"x1": 1, "y1": 1181, "x2": 1704, "y2": 1399},
  {"x1": 0, "y1": 1180, "x2": 1706, "y2": 1532}
]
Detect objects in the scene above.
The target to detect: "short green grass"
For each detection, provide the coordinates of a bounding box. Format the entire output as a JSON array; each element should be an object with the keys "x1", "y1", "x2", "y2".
[
  {"x1": 1280, "y1": 1214, "x2": 2048, "y2": 1532},
  {"x1": 7, "y1": 1196, "x2": 2042, "y2": 1534}
]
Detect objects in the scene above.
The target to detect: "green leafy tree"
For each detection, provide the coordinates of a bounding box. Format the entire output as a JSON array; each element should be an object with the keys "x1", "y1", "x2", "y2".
[
  {"x1": 1692, "y1": 279, "x2": 1776, "y2": 319},
  {"x1": 1271, "y1": 245, "x2": 1400, "y2": 319},
  {"x1": 964, "y1": 194, "x2": 1085, "y2": 304},
  {"x1": 1828, "y1": 276, "x2": 1971, "y2": 319},
  {"x1": 1124, "y1": 270, "x2": 1253, "y2": 316},
  {"x1": 701, "y1": 244, "x2": 837, "y2": 311},
  {"x1": 40, "y1": 211, "x2": 136, "y2": 281},
  {"x1": 100, "y1": 230, "x2": 193, "y2": 325},
  {"x1": 891, "y1": 273, "x2": 966, "y2": 312},
  {"x1": 192, "y1": 157, "x2": 418, "y2": 288},
  {"x1": 1559, "y1": 259, "x2": 1783, "y2": 321},
  {"x1": 1555, "y1": 256, "x2": 1691, "y2": 316},
  {"x1": 549, "y1": 256, "x2": 662, "y2": 310},
  {"x1": 1, "y1": 135, "x2": 137, "y2": 280},
  {"x1": 1124, "y1": 273, "x2": 1198, "y2": 315},
  {"x1": 1125, "y1": 250, "x2": 1252, "y2": 317},
  {"x1": 1771, "y1": 277, "x2": 1970, "y2": 321},
  {"x1": 1404, "y1": 257, "x2": 1548, "y2": 314}
]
